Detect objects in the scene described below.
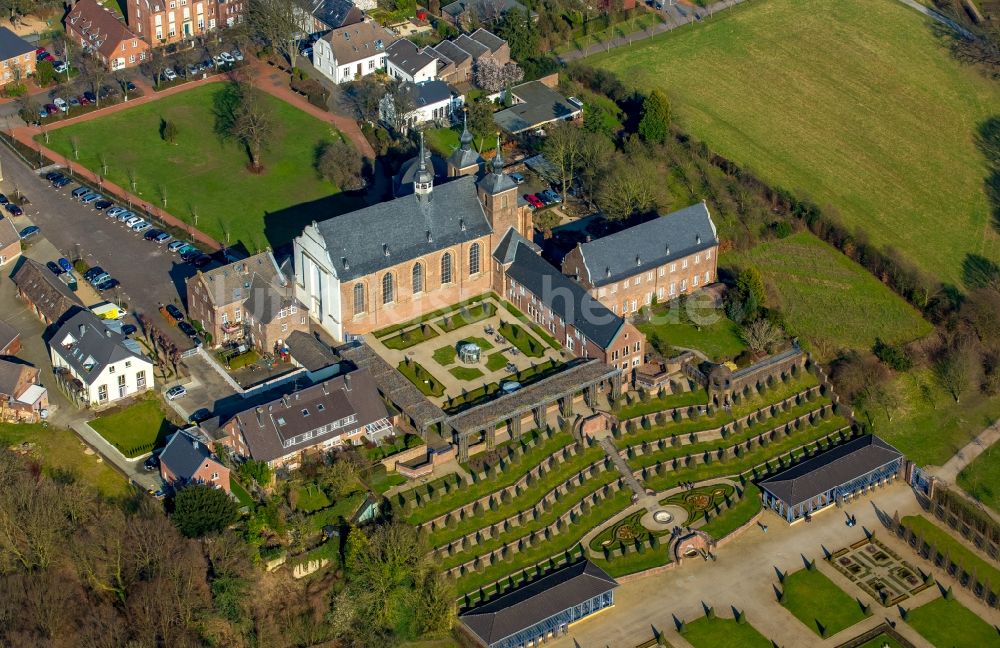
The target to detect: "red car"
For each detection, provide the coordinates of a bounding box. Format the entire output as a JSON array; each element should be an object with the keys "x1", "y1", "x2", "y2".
[{"x1": 524, "y1": 194, "x2": 544, "y2": 209}]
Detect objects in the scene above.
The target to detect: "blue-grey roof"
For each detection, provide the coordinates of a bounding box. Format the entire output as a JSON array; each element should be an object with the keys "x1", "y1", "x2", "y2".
[
  {"x1": 578, "y1": 202, "x2": 718, "y2": 287},
  {"x1": 0, "y1": 27, "x2": 34, "y2": 62},
  {"x1": 470, "y1": 28, "x2": 506, "y2": 53},
  {"x1": 505, "y1": 243, "x2": 624, "y2": 348},
  {"x1": 492, "y1": 226, "x2": 538, "y2": 264},
  {"x1": 454, "y1": 34, "x2": 489, "y2": 59},
  {"x1": 306, "y1": 0, "x2": 362, "y2": 29},
  {"x1": 493, "y1": 80, "x2": 582, "y2": 134},
  {"x1": 432, "y1": 40, "x2": 471, "y2": 66},
  {"x1": 313, "y1": 174, "x2": 492, "y2": 281},
  {"x1": 412, "y1": 80, "x2": 453, "y2": 107},
  {"x1": 442, "y1": 0, "x2": 529, "y2": 20},
  {"x1": 51, "y1": 309, "x2": 148, "y2": 385},
  {"x1": 386, "y1": 39, "x2": 437, "y2": 77},
  {"x1": 160, "y1": 429, "x2": 220, "y2": 483}
]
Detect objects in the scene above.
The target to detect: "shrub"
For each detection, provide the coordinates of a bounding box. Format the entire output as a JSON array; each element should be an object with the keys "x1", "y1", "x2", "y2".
[{"x1": 171, "y1": 484, "x2": 239, "y2": 537}]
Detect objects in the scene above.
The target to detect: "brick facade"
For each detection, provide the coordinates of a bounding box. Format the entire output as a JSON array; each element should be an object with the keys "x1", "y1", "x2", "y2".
[
  {"x1": 67, "y1": 0, "x2": 150, "y2": 70},
  {"x1": 127, "y1": 0, "x2": 243, "y2": 46}
]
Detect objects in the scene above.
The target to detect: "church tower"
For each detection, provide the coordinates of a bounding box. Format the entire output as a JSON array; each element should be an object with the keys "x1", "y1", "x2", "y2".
[
  {"x1": 414, "y1": 131, "x2": 433, "y2": 200},
  {"x1": 447, "y1": 109, "x2": 484, "y2": 177},
  {"x1": 478, "y1": 134, "x2": 528, "y2": 240}
]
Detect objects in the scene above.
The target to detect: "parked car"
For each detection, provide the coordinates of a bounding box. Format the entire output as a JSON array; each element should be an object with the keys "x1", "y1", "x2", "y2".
[
  {"x1": 44, "y1": 170, "x2": 61, "y2": 181},
  {"x1": 178, "y1": 321, "x2": 198, "y2": 339},
  {"x1": 162, "y1": 68, "x2": 177, "y2": 81},
  {"x1": 299, "y1": 46, "x2": 313, "y2": 58},
  {"x1": 106, "y1": 206, "x2": 125, "y2": 217},
  {"x1": 44, "y1": 103, "x2": 58, "y2": 115},
  {"x1": 143, "y1": 228, "x2": 163, "y2": 241},
  {"x1": 524, "y1": 194, "x2": 544, "y2": 209},
  {"x1": 52, "y1": 97, "x2": 67, "y2": 112},
  {"x1": 94, "y1": 277, "x2": 119, "y2": 291},
  {"x1": 88, "y1": 272, "x2": 111, "y2": 286},
  {"x1": 57, "y1": 258, "x2": 73, "y2": 273},
  {"x1": 541, "y1": 189, "x2": 562, "y2": 204},
  {"x1": 0, "y1": 193, "x2": 9, "y2": 205},
  {"x1": 143, "y1": 454, "x2": 159, "y2": 470},
  {"x1": 53, "y1": 175, "x2": 71, "y2": 188},
  {"x1": 83, "y1": 91, "x2": 97, "y2": 103},
  {"x1": 46, "y1": 261, "x2": 62, "y2": 274},
  {"x1": 180, "y1": 246, "x2": 201, "y2": 261},
  {"x1": 5, "y1": 204, "x2": 23, "y2": 216},
  {"x1": 18, "y1": 225, "x2": 39, "y2": 239},
  {"x1": 71, "y1": 187, "x2": 90, "y2": 199},
  {"x1": 213, "y1": 55, "x2": 227, "y2": 68},
  {"x1": 510, "y1": 172, "x2": 525, "y2": 185},
  {"x1": 121, "y1": 323, "x2": 137, "y2": 336},
  {"x1": 84, "y1": 266, "x2": 106, "y2": 282},
  {"x1": 53, "y1": 61, "x2": 68, "y2": 74},
  {"x1": 165, "y1": 304, "x2": 185, "y2": 322},
  {"x1": 125, "y1": 81, "x2": 137, "y2": 92},
  {"x1": 81, "y1": 193, "x2": 101, "y2": 204},
  {"x1": 94, "y1": 200, "x2": 113, "y2": 210},
  {"x1": 192, "y1": 254, "x2": 212, "y2": 268},
  {"x1": 98, "y1": 86, "x2": 116, "y2": 100},
  {"x1": 219, "y1": 51, "x2": 235, "y2": 64},
  {"x1": 132, "y1": 221, "x2": 151, "y2": 233},
  {"x1": 187, "y1": 63, "x2": 200, "y2": 76},
  {"x1": 158, "y1": 305, "x2": 176, "y2": 324},
  {"x1": 154, "y1": 232, "x2": 171, "y2": 244},
  {"x1": 68, "y1": 97, "x2": 81, "y2": 108},
  {"x1": 118, "y1": 211, "x2": 135, "y2": 223},
  {"x1": 165, "y1": 385, "x2": 187, "y2": 400},
  {"x1": 188, "y1": 408, "x2": 212, "y2": 424},
  {"x1": 124, "y1": 215, "x2": 142, "y2": 227},
  {"x1": 34, "y1": 47, "x2": 46, "y2": 60},
  {"x1": 231, "y1": 49, "x2": 243, "y2": 61},
  {"x1": 168, "y1": 240, "x2": 188, "y2": 253}
]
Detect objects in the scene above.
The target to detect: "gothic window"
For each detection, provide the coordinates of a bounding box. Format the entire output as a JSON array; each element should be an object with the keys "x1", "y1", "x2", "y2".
[
  {"x1": 441, "y1": 252, "x2": 453, "y2": 284},
  {"x1": 469, "y1": 243, "x2": 480, "y2": 275},
  {"x1": 353, "y1": 283, "x2": 365, "y2": 314},
  {"x1": 382, "y1": 274, "x2": 394, "y2": 305},
  {"x1": 412, "y1": 262, "x2": 424, "y2": 293}
]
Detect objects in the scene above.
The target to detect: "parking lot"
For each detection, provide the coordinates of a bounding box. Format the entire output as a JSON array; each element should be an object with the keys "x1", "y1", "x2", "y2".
[{"x1": 0, "y1": 144, "x2": 210, "y2": 351}]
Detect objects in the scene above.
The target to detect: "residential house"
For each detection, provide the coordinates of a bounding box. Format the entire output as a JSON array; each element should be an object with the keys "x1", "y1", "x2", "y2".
[
  {"x1": 185, "y1": 250, "x2": 309, "y2": 353},
  {"x1": 67, "y1": 0, "x2": 149, "y2": 71},
  {"x1": 312, "y1": 20, "x2": 396, "y2": 84},
  {"x1": 561, "y1": 202, "x2": 720, "y2": 315},
  {"x1": 49, "y1": 309, "x2": 154, "y2": 408},
  {"x1": 428, "y1": 28, "x2": 509, "y2": 84},
  {"x1": 498, "y1": 229, "x2": 645, "y2": 377},
  {"x1": 379, "y1": 80, "x2": 461, "y2": 133},
  {"x1": 0, "y1": 28, "x2": 35, "y2": 87},
  {"x1": 0, "y1": 319, "x2": 20, "y2": 355},
  {"x1": 297, "y1": 0, "x2": 363, "y2": 35},
  {"x1": 127, "y1": 0, "x2": 243, "y2": 46},
  {"x1": 493, "y1": 78, "x2": 582, "y2": 134},
  {"x1": 217, "y1": 369, "x2": 394, "y2": 469},
  {"x1": 159, "y1": 429, "x2": 231, "y2": 493},
  {"x1": 11, "y1": 259, "x2": 84, "y2": 325},
  {"x1": 440, "y1": 0, "x2": 532, "y2": 30},
  {"x1": 0, "y1": 359, "x2": 48, "y2": 422},
  {"x1": 385, "y1": 38, "x2": 439, "y2": 84},
  {"x1": 0, "y1": 217, "x2": 21, "y2": 267},
  {"x1": 285, "y1": 330, "x2": 342, "y2": 382}
]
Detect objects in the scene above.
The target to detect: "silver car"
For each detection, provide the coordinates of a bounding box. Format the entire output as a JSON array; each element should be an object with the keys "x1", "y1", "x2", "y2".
[
  {"x1": 131, "y1": 221, "x2": 151, "y2": 232},
  {"x1": 124, "y1": 215, "x2": 142, "y2": 227}
]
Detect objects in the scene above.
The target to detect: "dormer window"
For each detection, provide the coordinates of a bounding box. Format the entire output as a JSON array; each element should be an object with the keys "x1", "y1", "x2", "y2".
[{"x1": 302, "y1": 409, "x2": 310, "y2": 417}]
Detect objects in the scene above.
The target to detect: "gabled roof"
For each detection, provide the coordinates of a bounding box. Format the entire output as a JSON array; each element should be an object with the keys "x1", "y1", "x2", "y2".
[
  {"x1": 432, "y1": 40, "x2": 471, "y2": 66},
  {"x1": 454, "y1": 34, "x2": 489, "y2": 59},
  {"x1": 0, "y1": 27, "x2": 35, "y2": 62},
  {"x1": 0, "y1": 319, "x2": 18, "y2": 351},
  {"x1": 191, "y1": 250, "x2": 293, "y2": 316},
  {"x1": 0, "y1": 358, "x2": 34, "y2": 398},
  {"x1": 386, "y1": 39, "x2": 438, "y2": 77},
  {"x1": 492, "y1": 226, "x2": 538, "y2": 264},
  {"x1": 50, "y1": 309, "x2": 150, "y2": 385},
  {"x1": 309, "y1": 174, "x2": 492, "y2": 281},
  {"x1": 505, "y1": 242, "x2": 624, "y2": 349},
  {"x1": 577, "y1": 202, "x2": 718, "y2": 287},
  {"x1": 160, "y1": 429, "x2": 224, "y2": 483},
  {"x1": 67, "y1": 0, "x2": 143, "y2": 60},
  {"x1": 411, "y1": 79, "x2": 453, "y2": 107},
  {"x1": 226, "y1": 369, "x2": 389, "y2": 463},
  {"x1": 493, "y1": 80, "x2": 582, "y2": 134},
  {"x1": 242, "y1": 274, "x2": 306, "y2": 325},
  {"x1": 760, "y1": 434, "x2": 903, "y2": 508},
  {"x1": 460, "y1": 561, "x2": 617, "y2": 646},
  {"x1": 286, "y1": 330, "x2": 340, "y2": 372},
  {"x1": 469, "y1": 28, "x2": 506, "y2": 53},
  {"x1": 11, "y1": 259, "x2": 84, "y2": 324},
  {"x1": 323, "y1": 20, "x2": 396, "y2": 66},
  {"x1": 306, "y1": 0, "x2": 363, "y2": 30}
]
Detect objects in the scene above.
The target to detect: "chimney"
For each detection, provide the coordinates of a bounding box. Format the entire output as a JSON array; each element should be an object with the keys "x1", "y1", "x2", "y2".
[
  {"x1": 344, "y1": 373, "x2": 352, "y2": 391},
  {"x1": 79, "y1": 324, "x2": 86, "y2": 336},
  {"x1": 192, "y1": 439, "x2": 199, "y2": 450},
  {"x1": 322, "y1": 381, "x2": 329, "y2": 395},
  {"x1": 696, "y1": 234, "x2": 701, "y2": 245},
  {"x1": 636, "y1": 255, "x2": 641, "y2": 267},
  {"x1": 665, "y1": 245, "x2": 670, "y2": 256},
  {"x1": 383, "y1": 243, "x2": 390, "y2": 257},
  {"x1": 255, "y1": 406, "x2": 264, "y2": 426}
]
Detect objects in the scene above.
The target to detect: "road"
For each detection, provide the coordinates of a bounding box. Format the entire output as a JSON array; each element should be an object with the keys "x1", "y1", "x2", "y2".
[{"x1": 0, "y1": 143, "x2": 201, "y2": 350}]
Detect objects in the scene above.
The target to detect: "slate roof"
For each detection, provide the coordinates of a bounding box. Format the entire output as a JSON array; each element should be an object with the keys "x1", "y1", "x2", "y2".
[
  {"x1": 386, "y1": 39, "x2": 437, "y2": 77},
  {"x1": 492, "y1": 226, "x2": 538, "y2": 264},
  {"x1": 577, "y1": 202, "x2": 718, "y2": 287},
  {"x1": 505, "y1": 243, "x2": 624, "y2": 348},
  {"x1": 67, "y1": 0, "x2": 142, "y2": 60},
  {"x1": 286, "y1": 330, "x2": 340, "y2": 372},
  {"x1": 160, "y1": 429, "x2": 223, "y2": 484},
  {"x1": 306, "y1": 0, "x2": 363, "y2": 30},
  {"x1": 51, "y1": 310, "x2": 149, "y2": 385},
  {"x1": 193, "y1": 250, "x2": 287, "y2": 309},
  {"x1": 469, "y1": 28, "x2": 506, "y2": 53},
  {"x1": 311, "y1": 174, "x2": 492, "y2": 281},
  {"x1": 460, "y1": 561, "x2": 618, "y2": 646},
  {"x1": 759, "y1": 435, "x2": 903, "y2": 508},
  {"x1": 454, "y1": 34, "x2": 489, "y2": 59},
  {"x1": 493, "y1": 80, "x2": 582, "y2": 134},
  {"x1": 0, "y1": 358, "x2": 32, "y2": 397},
  {"x1": 242, "y1": 274, "x2": 306, "y2": 325},
  {"x1": 0, "y1": 318, "x2": 19, "y2": 352},
  {"x1": 0, "y1": 27, "x2": 35, "y2": 62},
  {"x1": 324, "y1": 21, "x2": 395, "y2": 66},
  {"x1": 11, "y1": 259, "x2": 84, "y2": 324},
  {"x1": 225, "y1": 369, "x2": 389, "y2": 463},
  {"x1": 442, "y1": 0, "x2": 528, "y2": 19},
  {"x1": 0, "y1": 217, "x2": 18, "y2": 248},
  {"x1": 432, "y1": 40, "x2": 471, "y2": 66},
  {"x1": 411, "y1": 79, "x2": 453, "y2": 107}
]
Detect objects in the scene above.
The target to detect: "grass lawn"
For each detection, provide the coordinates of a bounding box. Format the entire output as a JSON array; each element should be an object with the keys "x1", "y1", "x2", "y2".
[
  {"x1": 590, "y1": 548, "x2": 671, "y2": 578},
  {"x1": 900, "y1": 515, "x2": 1000, "y2": 589},
  {"x1": 781, "y1": 567, "x2": 870, "y2": 637},
  {"x1": 638, "y1": 306, "x2": 746, "y2": 362},
  {"x1": 906, "y1": 596, "x2": 1000, "y2": 648},
  {"x1": 461, "y1": 336, "x2": 494, "y2": 351},
  {"x1": 619, "y1": 388, "x2": 709, "y2": 419},
  {"x1": 439, "y1": 302, "x2": 496, "y2": 333},
  {"x1": 432, "y1": 344, "x2": 457, "y2": 366},
  {"x1": 397, "y1": 360, "x2": 445, "y2": 397},
  {"x1": 231, "y1": 479, "x2": 254, "y2": 507},
  {"x1": 89, "y1": 397, "x2": 176, "y2": 458},
  {"x1": 724, "y1": 233, "x2": 931, "y2": 356},
  {"x1": 700, "y1": 483, "x2": 761, "y2": 540},
  {"x1": 681, "y1": 615, "x2": 772, "y2": 648},
  {"x1": 868, "y1": 369, "x2": 1000, "y2": 467},
  {"x1": 449, "y1": 366, "x2": 484, "y2": 381},
  {"x1": 382, "y1": 325, "x2": 440, "y2": 350},
  {"x1": 957, "y1": 444, "x2": 1000, "y2": 514},
  {"x1": 0, "y1": 423, "x2": 129, "y2": 497},
  {"x1": 486, "y1": 351, "x2": 508, "y2": 372},
  {"x1": 855, "y1": 634, "x2": 904, "y2": 648},
  {"x1": 38, "y1": 83, "x2": 359, "y2": 250},
  {"x1": 294, "y1": 484, "x2": 331, "y2": 512},
  {"x1": 557, "y1": 11, "x2": 664, "y2": 54},
  {"x1": 590, "y1": 0, "x2": 1000, "y2": 285},
  {"x1": 498, "y1": 322, "x2": 545, "y2": 357}
]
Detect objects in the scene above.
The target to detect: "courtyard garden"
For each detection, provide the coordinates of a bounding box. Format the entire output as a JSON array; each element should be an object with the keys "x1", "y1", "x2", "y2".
[
  {"x1": 89, "y1": 396, "x2": 178, "y2": 458},
  {"x1": 905, "y1": 595, "x2": 1000, "y2": 648},
  {"x1": 659, "y1": 483, "x2": 735, "y2": 520},
  {"x1": 37, "y1": 83, "x2": 360, "y2": 250},
  {"x1": 396, "y1": 359, "x2": 445, "y2": 398},
  {"x1": 588, "y1": 510, "x2": 668, "y2": 553},
  {"x1": 779, "y1": 564, "x2": 871, "y2": 637},
  {"x1": 679, "y1": 612, "x2": 773, "y2": 648}
]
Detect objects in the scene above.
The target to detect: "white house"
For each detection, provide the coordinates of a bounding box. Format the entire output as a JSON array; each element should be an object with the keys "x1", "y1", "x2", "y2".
[
  {"x1": 385, "y1": 39, "x2": 439, "y2": 84},
  {"x1": 379, "y1": 80, "x2": 462, "y2": 133},
  {"x1": 313, "y1": 19, "x2": 396, "y2": 84},
  {"x1": 49, "y1": 309, "x2": 154, "y2": 407}
]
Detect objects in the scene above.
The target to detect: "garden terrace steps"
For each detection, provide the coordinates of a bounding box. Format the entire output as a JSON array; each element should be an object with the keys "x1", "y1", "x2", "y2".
[{"x1": 624, "y1": 398, "x2": 838, "y2": 471}]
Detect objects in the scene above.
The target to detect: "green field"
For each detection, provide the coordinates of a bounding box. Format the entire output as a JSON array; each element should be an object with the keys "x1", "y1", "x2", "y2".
[
  {"x1": 906, "y1": 596, "x2": 1000, "y2": 648},
  {"x1": 725, "y1": 233, "x2": 932, "y2": 355},
  {"x1": 591, "y1": 0, "x2": 1000, "y2": 284},
  {"x1": 681, "y1": 615, "x2": 772, "y2": 648},
  {"x1": 781, "y1": 567, "x2": 870, "y2": 637},
  {"x1": 38, "y1": 83, "x2": 359, "y2": 250},
  {"x1": 958, "y1": 444, "x2": 1000, "y2": 514},
  {"x1": 89, "y1": 397, "x2": 176, "y2": 458}
]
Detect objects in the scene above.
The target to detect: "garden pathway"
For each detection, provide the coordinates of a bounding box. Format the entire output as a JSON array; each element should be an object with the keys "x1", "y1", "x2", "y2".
[
  {"x1": 924, "y1": 421, "x2": 1000, "y2": 525},
  {"x1": 599, "y1": 436, "x2": 646, "y2": 500}
]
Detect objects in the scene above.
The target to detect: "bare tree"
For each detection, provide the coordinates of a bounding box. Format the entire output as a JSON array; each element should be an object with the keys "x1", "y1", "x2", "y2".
[
  {"x1": 342, "y1": 76, "x2": 386, "y2": 123},
  {"x1": 542, "y1": 120, "x2": 583, "y2": 199},
  {"x1": 384, "y1": 81, "x2": 416, "y2": 133},
  {"x1": 740, "y1": 318, "x2": 783, "y2": 356},
  {"x1": 934, "y1": 338, "x2": 977, "y2": 403},
  {"x1": 78, "y1": 53, "x2": 109, "y2": 108},
  {"x1": 215, "y1": 76, "x2": 274, "y2": 171},
  {"x1": 596, "y1": 158, "x2": 656, "y2": 221},
  {"x1": 247, "y1": 0, "x2": 300, "y2": 68}
]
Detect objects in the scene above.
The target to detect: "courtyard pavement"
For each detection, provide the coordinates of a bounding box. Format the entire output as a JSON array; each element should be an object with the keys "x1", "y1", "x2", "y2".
[{"x1": 551, "y1": 482, "x2": 1000, "y2": 648}]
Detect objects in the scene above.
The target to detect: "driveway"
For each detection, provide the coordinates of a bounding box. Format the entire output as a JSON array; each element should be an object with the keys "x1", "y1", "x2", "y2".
[{"x1": 0, "y1": 144, "x2": 200, "y2": 351}]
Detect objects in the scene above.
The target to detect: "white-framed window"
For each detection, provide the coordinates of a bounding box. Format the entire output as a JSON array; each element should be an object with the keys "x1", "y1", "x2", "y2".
[
  {"x1": 658, "y1": 267, "x2": 665, "y2": 277},
  {"x1": 125, "y1": 361, "x2": 132, "y2": 368},
  {"x1": 705, "y1": 271, "x2": 711, "y2": 283},
  {"x1": 682, "y1": 259, "x2": 688, "y2": 269},
  {"x1": 97, "y1": 384, "x2": 108, "y2": 402},
  {"x1": 281, "y1": 323, "x2": 288, "y2": 332},
  {"x1": 669, "y1": 282, "x2": 676, "y2": 296},
  {"x1": 624, "y1": 279, "x2": 630, "y2": 288},
  {"x1": 469, "y1": 242, "x2": 481, "y2": 275},
  {"x1": 647, "y1": 272, "x2": 653, "y2": 281},
  {"x1": 693, "y1": 275, "x2": 699, "y2": 287},
  {"x1": 635, "y1": 275, "x2": 640, "y2": 285},
  {"x1": 235, "y1": 308, "x2": 242, "y2": 321},
  {"x1": 136, "y1": 371, "x2": 146, "y2": 389},
  {"x1": 705, "y1": 249, "x2": 712, "y2": 259},
  {"x1": 109, "y1": 366, "x2": 116, "y2": 374},
  {"x1": 631, "y1": 299, "x2": 637, "y2": 312}
]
